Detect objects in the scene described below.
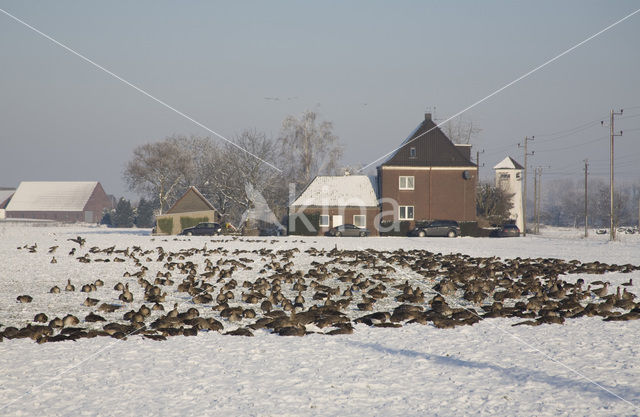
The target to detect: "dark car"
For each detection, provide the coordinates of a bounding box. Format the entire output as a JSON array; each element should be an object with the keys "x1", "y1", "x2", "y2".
[
  {"x1": 180, "y1": 222, "x2": 222, "y2": 236},
  {"x1": 491, "y1": 224, "x2": 520, "y2": 237},
  {"x1": 410, "y1": 220, "x2": 460, "y2": 238},
  {"x1": 327, "y1": 224, "x2": 370, "y2": 237}
]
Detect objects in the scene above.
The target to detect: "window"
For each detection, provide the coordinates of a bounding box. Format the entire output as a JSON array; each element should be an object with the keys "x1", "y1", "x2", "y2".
[
  {"x1": 399, "y1": 206, "x2": 414, "y2": 220},
  {"x1": 399, "y1": 176, "x2": 415, "y2": 190},
  {"x1": 353, "y1": 215, "x2": 366, "y2": 228},
  {"x1": 499, "y1": 173, "x2": 510, "y2": 179},
  {"x1": 409, "y1": 147, "x2": 416, "y2": 158},
  {"x1": 319, "y1": 215, "x2": 329, "y2": 227}
]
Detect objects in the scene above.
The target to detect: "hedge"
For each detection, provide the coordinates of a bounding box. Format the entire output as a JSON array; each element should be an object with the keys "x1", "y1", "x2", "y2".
[
  {"x1": 288, "y1": 212, "x2": 320, "y2": 236},
  {"x1": 379, "y1": 220, "x2": 412, "y2": 237},
  {"x1": 157, "y1": 217, "x2": 173, "y2": 235}
]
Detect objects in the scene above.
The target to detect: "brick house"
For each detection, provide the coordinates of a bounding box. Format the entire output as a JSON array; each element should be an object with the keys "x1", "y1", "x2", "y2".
[
  {"x1": 377, "y1": 113, "x2": 477, "y2": 228},
  {"x1": 5, "y1": 181, "x2": 112, "y2": 223},
  {"x1": 288, "y1": 175, "x2": 380, "y2": 236}
]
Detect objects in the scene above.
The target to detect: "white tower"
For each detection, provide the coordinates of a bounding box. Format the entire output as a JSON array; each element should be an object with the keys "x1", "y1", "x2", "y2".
[{"x1": 493, "y1": 156, "x2": 524, "y2": 231}]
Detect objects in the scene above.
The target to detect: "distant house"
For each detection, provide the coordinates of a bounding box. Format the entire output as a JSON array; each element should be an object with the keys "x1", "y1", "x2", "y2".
[
  {"x1": 494, "y1": 156, "x2": 524, "y2": 231},
  {"x1": 154, "y1": 186, "x2": 220, "y2": 235},
  {"x1": 377, "y1": 113, "x2": 477, "y2": 228},
  {"x1": 5, "y1": 181, "x2": 112, "y2": 223},
  {"x1": 289, "y1": 174, "x2": 380, "y2": 236}
]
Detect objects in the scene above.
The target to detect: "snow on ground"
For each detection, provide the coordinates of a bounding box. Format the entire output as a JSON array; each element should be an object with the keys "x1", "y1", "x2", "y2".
[{"x1": 1, "y1": 223, "x2": 639, "y2": 416}]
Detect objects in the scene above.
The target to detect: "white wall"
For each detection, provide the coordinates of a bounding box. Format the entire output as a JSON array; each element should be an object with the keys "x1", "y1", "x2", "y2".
[{"x1": 495, "y1": 168, "x2": 524, "y2": 231}]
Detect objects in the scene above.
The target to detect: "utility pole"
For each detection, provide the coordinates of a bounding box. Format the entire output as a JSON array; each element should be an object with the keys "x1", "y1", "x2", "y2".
[
  {"x1": 534, "y1": 167, "x2": 544, "y2": 234},
  {"x1": 603, "y1": 110, "x2": 623, "y2": 241},
  {"x1": 584, "y1": 159, "x2": 589, "y2": 238},
  {"x1": 537, "y1": 168, "x2": 541, "y2": 234},
  {"x1": 518, "y1": 136, "x2": 534, "y2": 236},
  {"x1": 533, "y1": 167, "x2": 538, "y2": 234}
]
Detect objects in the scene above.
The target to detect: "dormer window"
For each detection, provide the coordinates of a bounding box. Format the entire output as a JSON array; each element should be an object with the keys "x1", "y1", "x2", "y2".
[{"x1": 409, "y1": 147, "x2": 416, "y2": 158}]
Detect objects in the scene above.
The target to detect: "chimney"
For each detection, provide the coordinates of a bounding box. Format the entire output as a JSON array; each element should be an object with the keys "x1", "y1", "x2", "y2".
[{"x1": 424, "y1": 113, "x2": 432, "y2": 121}]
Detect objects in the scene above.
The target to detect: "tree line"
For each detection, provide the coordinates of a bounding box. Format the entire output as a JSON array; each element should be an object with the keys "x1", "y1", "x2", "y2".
[
  {"x1": 119, "y1": 110, "x2": 344, "y2": 227},
  {"x1": 539, "y1": 178, "x2": 639, "y2": 228}
]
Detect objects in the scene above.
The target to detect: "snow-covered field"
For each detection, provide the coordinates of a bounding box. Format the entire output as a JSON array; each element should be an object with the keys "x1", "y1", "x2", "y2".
[{"x1": 1, "y1": 222, "x2": 639, "y2": 416}]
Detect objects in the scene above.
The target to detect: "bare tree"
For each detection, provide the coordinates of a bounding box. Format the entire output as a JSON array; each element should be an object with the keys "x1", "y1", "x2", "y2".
[
  {"x1": 123, "y1": 136, "x2": 194, "y2": 214},
  {"x1": 280, "y1": 110, "x2": 344, "y2": 186},
  {"x1": 199, "y1": 130, "x2": 287, "y2": 226},
  {"x1": 443, "y1": 116, "x2": 481, "y2": 144}
]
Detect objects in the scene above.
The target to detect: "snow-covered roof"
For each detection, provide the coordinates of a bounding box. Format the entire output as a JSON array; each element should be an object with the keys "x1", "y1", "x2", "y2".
[
  {"x1": 290, "y1": 175, "x2": 379, "y2": 207},
  {"x1": 494, "y1": 156, "x2": 524, "y2": 170},
  {"x1": 6, "y1": 182, "x2": 98, "y2": 212}
]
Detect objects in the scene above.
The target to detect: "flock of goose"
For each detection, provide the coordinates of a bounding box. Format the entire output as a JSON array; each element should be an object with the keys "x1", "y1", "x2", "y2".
[{"x1": 2, "y1": 235, "x2": 639, "y2": 343}]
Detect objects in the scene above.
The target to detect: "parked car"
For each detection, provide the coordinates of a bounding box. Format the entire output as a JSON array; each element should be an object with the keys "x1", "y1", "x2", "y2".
[
  {"x1": 490, "y1": 224, "x2": 520, "y2": 237},
  {"x1": 327, "y1": 224, "x2": 370, "y2": 237},
  {"x1": 179, "y1": 222, "x2": 222, "y2": 236},
  {"x1": 595, "y1": 228, "x2": 607, "y2": 235},
  {"x1": 410, "y1": 220, "x2": 460, "y2": 238}
]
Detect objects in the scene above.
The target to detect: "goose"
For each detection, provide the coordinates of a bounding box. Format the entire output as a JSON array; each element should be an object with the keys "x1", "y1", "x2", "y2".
[
  {"x1": 622, "y1": 279, "x2": 633, "y2": 287},
  {"x1": 62, "y1": 314, "x2": 80, "y2": 327},
  {"x1": 17, "y1": 295, "x2": 33, "y2": 303},
  {"x1": 50, "y1": 286, "x2": 61, "y2": 294},
  {"x1": 85, "y1": 312, "x2": 106, "y2": 322},
  {"x1": 65, "y1": 279, "x2": 75, "y2": 292},
  {"x1": 83, "y1": 297, "x2": 99, "y2": 307},
  {"x1": 98, "y1": 303, "x2": 122, "y2": 313},
  {"x1": 592, "y1": 283, "x2": 609, "y2": 298},
  {"x1": 119, "y1": 284, "x2": 133, "y2": 303},
  {"x1": 34, "y1": 313, "x2": 48, "y2": 323},
  {"x1": 167, "y1": 303, "x2": 179, "y2": 318}
]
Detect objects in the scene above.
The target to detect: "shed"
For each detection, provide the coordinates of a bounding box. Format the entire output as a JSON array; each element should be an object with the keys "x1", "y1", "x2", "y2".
[{"x1": 154, "y1": 186, "x2": 219, "y2": 235}]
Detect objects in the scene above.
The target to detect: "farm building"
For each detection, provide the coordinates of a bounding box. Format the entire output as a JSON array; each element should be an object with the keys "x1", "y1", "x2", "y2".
[
  {"x1": 288, "y1": 174, "x2": 380, "y2": 236},
  {"x1": 154, "y1": 186, "x2": 220, "y2": 235},
  {"x1": 5, "y1": 181, "x2": 112, "y2": 223},
  {"x1": 377, "y1": 113, "x2": 477, "y2": 229}
]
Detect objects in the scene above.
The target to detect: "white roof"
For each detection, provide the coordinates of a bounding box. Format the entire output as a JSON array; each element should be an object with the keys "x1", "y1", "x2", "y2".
[
  {"x1": 494, "y1": 156, "x2": 524, "y2": 170},
  {"x1": 290, "y1": 175, "x2": 378, "y2": 207},
  {"x1": 6, "y1": 182, "x2": 98, "y2": 212}
]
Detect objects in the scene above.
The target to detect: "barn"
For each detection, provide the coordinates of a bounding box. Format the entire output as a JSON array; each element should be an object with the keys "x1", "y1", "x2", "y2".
[
  {"x1": 5, "y1": 181, "x2": 112, "y2": 223},
  {"x1": 288, "y1": 174, "x2": 380, "y2": 236}
]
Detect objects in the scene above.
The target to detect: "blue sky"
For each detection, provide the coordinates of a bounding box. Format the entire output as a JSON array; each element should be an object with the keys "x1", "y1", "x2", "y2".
[{"x1": 1, "y1": 1, "x2": 639, "y2": 198}]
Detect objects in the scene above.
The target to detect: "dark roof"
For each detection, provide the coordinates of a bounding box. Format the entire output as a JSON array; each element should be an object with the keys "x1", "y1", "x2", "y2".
[
  {"x1": 380, "y1": 115, "x2": 476, "y2": 167},
  {"x1": 166, "y1": 186, "x2": 216, "y2": 214}
]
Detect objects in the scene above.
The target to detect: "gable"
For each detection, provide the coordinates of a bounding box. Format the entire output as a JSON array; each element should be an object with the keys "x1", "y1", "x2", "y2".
[
  {"x1": 166, "y1": 187, "x2": 216, "y2": 214},
  {"x1": 381, "y1": 115, "x2": 476, "y2": 167},
  {"x1": 494, "y1": 156, "x2": 524, "y2": 170}
]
